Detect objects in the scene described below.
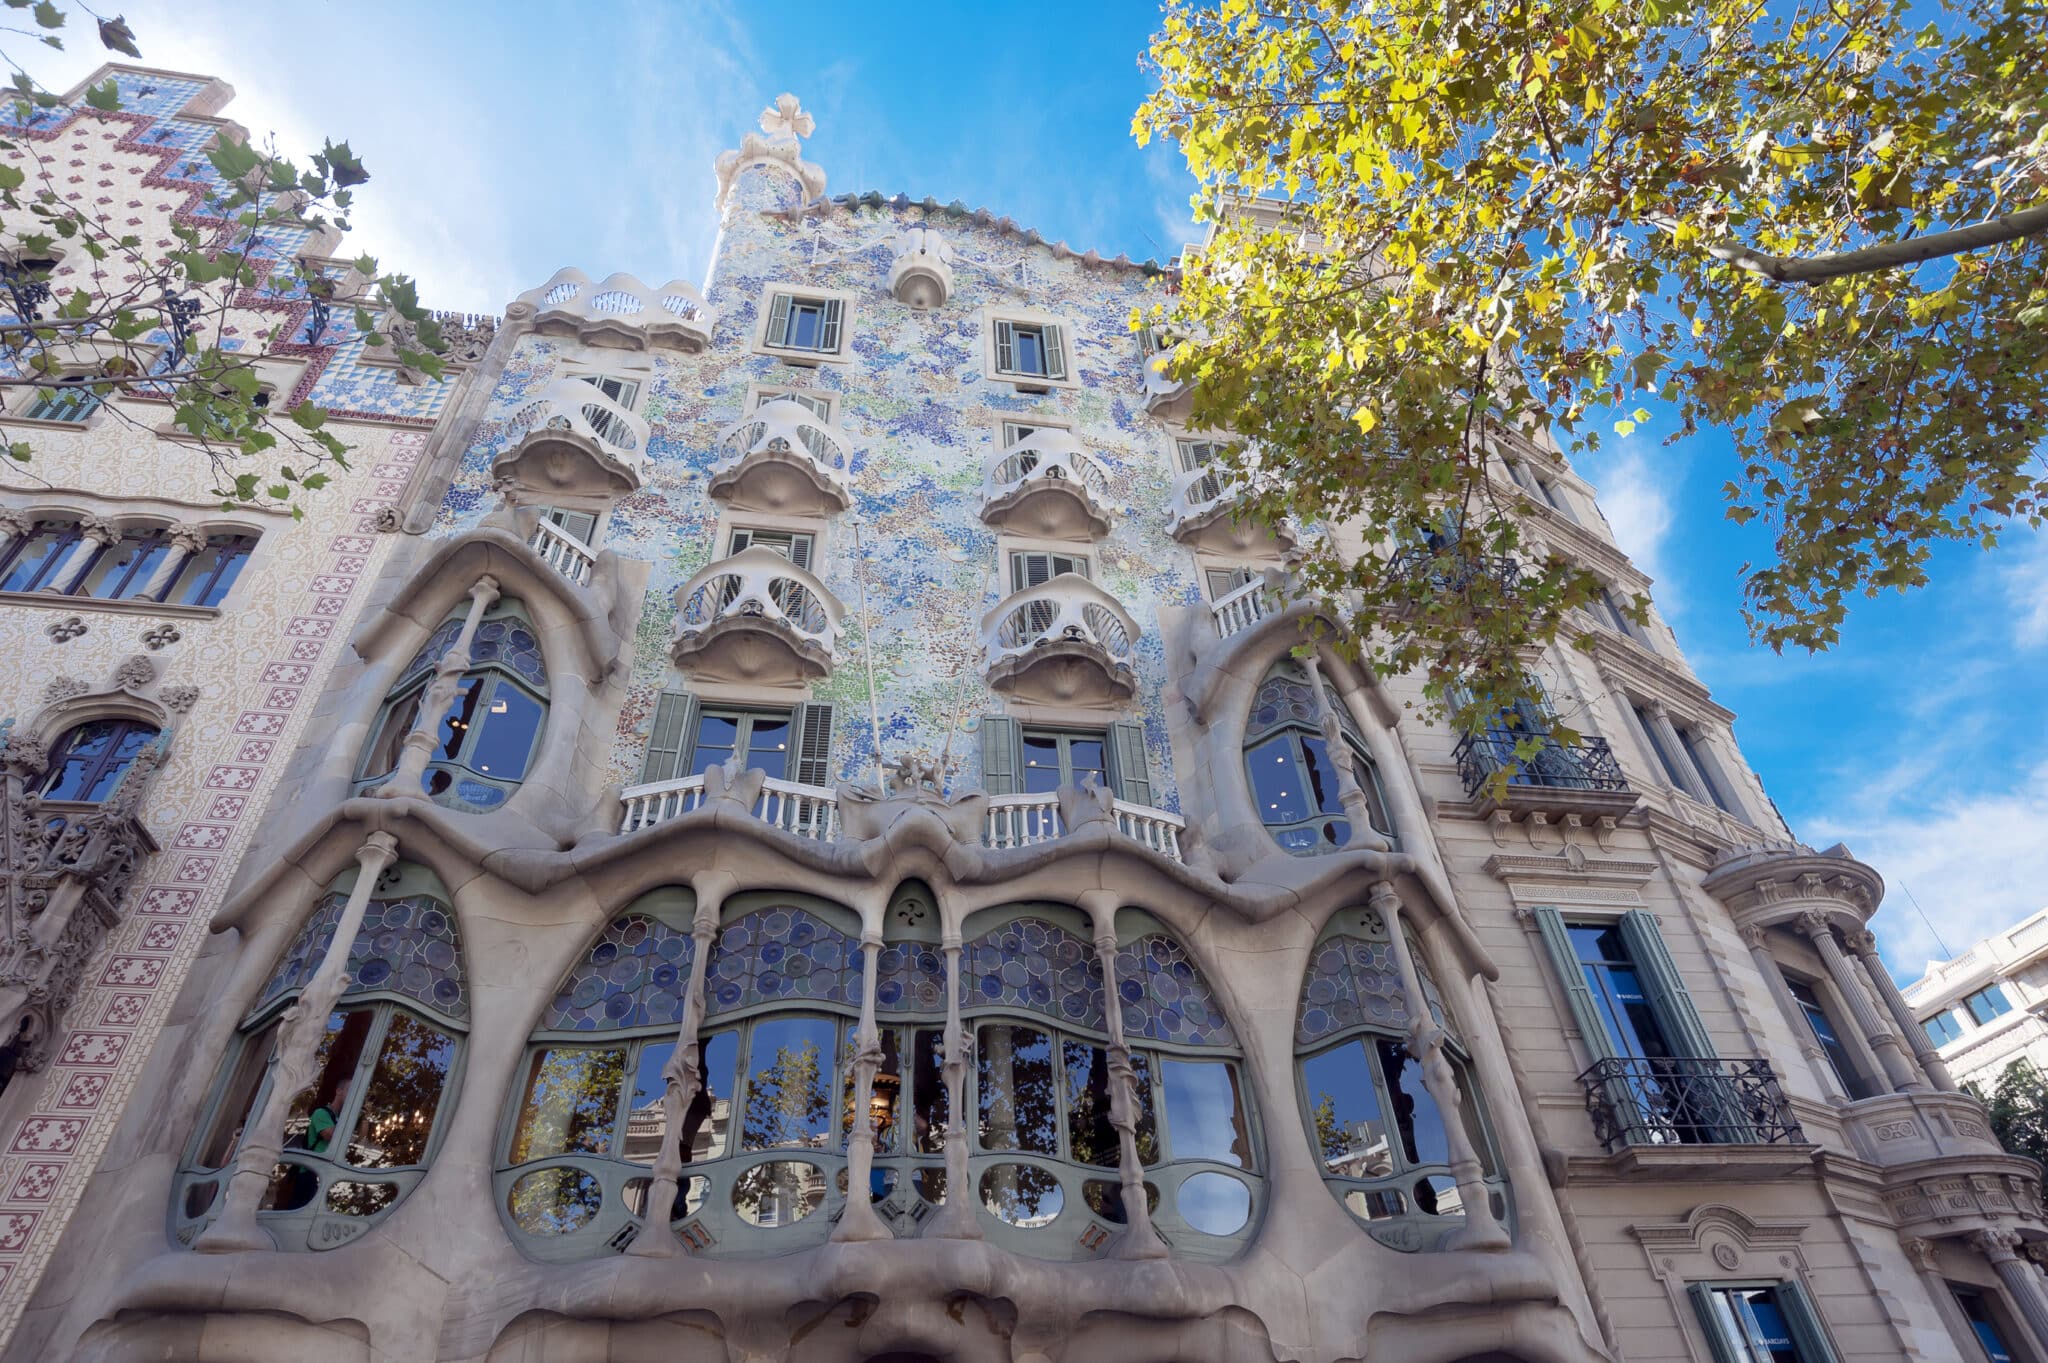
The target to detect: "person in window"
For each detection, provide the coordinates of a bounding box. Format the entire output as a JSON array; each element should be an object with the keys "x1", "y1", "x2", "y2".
[{"x1": 301, "y1": 1071, "x2": 354, "y2": 1158}]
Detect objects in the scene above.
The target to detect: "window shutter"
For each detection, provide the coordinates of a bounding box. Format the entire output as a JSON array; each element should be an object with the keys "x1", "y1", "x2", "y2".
[
  {"x1": 640, "y1": 689, "x2": 698, "y2": 784},
  {"x1": 547, "y1": 508, "x2": 599, "y2": 545},
  {"x1": 792, "y1": 701, "x2": 836, "y2": 787},
  {"x1": 1686, "y1": 1285, "x2": 1748, "y2": 1363},
  {"x1": 788, "y1": 534, "x2": 813, "y2": 573},
  {"x1": 1107, "y1": 721, "x2": 1154, "y2": 807},
  {"x1": 980, "y1": 714, "x2": 1022, "y2": 795},
  {"x1": 1043, "y1": 324, "x2": 1068, "y2": 380},
  {"x1": 1014, "y1": 552, "x2": 1052, "y2": 590},
  {"x1": 1774, "y1": 1282, "x2": 1843, "y2": 1363},
  {"x1": 1531, "y1": 907, "x2": 1618, "y2": 1061},
  {"x1": 994, "y1": 320, "x2": 1015, "y2": 374},
  {"x1": 1618, "y1": 909, "x2": 1718, "y2": 1060},
  {"x1": 767, "y1": 293, "x2": 792, "y2": 348},
  {"x1": 818, "y1": 298, "x2": 843, "y2": 354},
  {"x1": 729, "y1": 528, "x2": 753, "y2": 555}
]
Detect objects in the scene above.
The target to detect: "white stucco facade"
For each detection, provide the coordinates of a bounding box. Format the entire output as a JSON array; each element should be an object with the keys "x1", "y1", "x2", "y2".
[{"x1": 1905, "y1": 908, "x2": 2048, "y2": 1098}]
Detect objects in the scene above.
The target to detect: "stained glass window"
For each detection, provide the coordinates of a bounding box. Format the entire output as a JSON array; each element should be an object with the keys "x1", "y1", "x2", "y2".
[
  {"x1": 255, "y1": 889, "x2": 468, "y2": 1021},
  {"x1": 543, "y1": 913, "x2": 697, "y2": 1031},
  {"x1": 962, "y1": 916, "x2": 1104, "y2": 1032},
  {"x1": 399, "y1": 617, "x2": 465, "y2": 687},
  {"x1": 706, "y1": 906, "x2": 861, "y2": 1015},
  {"x1": 1295, "y1": 935, "x2": 1411, "y2": 1045},
  {"x1": 469, "y1": 615, "x2": 549, "y2": 690},
  {"x1": 874, "y1": 940, "x2": 946, "y2": 1013},
  {"x1": 1113, "y1": 934, "x2": 1234, "y2": 1047}
]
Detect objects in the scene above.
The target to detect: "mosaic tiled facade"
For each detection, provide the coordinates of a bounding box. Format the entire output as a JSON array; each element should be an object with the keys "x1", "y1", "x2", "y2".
[{"x1": 0, "y1": 68, "x2": 2042, "y2": 1363}]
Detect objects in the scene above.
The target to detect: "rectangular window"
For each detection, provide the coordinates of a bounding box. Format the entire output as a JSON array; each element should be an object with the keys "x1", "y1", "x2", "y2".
[
  {"x1": 765, "y1": 292, "x2": 845, "y2": 356},
  {"x1": 1000, "y1": 419, "x2": 1045, "y2": 446},
  {"x1": 728, "y1": 526, "x2": 815, "y2": 571},
  {"x1": 541, "y1": 507, "x2": 599, "y2": 546},
  {"x1": 22, "y1": 375, "x2": 103, "y2": 423},
  {"x1": 1008, "y1": 549, "x2": 1089, "y2": 593},
  {"x1": 1631, "y1": 703, "x2": 1694, "y2": 790},
  {"x1": 1785, "y1": 976, "x2": 1877, "y2": 1100},
  {"x1": 1019, "y1": 727, "x2": 1108, "y2": 796},
  {"x1": 1953, "y1": 1285, "x2": 2022, "y2": 1363},
  {"x1": 1677, "y1": 725, "x2": 1741, "y2": 814},
  {"x1": 1690, "y1": 1282, "x2": 1840, "y2": 1363},
  {"x1": 1568, "y1": 923, "x2": 1677, "y2": 1062},
  {"x1": 993, "y1": 318, "x2": 1067, "y2": 381},
  {"x1": 692, "y1": 708, "x2": 793, "y2": 782},
  {"x1": 1964, "y1": 986, "x2": 2014, "y2": 1025},
  {"x1": 1923, "y1": 1010, "x2": 1966, "y2": 1046},
  {"x1": 1206, "y1": 564, "x2": 1260, "y2": 600},
  {"x1": 1598, "y1": 588, "x2": 1642, "y2": 640},
  {"x1": 752, "y1": 387, "x2": 833, "y2": 421}
]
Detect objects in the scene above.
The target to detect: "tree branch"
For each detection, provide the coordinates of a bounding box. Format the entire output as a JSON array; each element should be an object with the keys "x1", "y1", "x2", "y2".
[{"x1": 1657, "y1": 202, "x2": 2048, "y2": 283}]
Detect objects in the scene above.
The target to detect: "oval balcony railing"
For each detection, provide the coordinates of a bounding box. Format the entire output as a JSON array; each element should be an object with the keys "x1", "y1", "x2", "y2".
[
  {"x1": 619, "y1": 773, "x2": 839, "y2": 841},
  {"x1": 980, "y1": 574, "x2": 1140, "y2": 707},
  {"x1": 508, "y1": 267, "x2": 716, "y2": 352},
  {"x1": 1167, "y1": 462, "x2": 1297, "y2": 556},
  {"x1": 979, "y1": 430, "x2": 1115, "y2": 540},
  {"x1": 706, "y1": 398, "x2": 854, "y2": 515},
  {"x1": 494, "y1": 378, "x2": 651, "y2": 497},
  {"x1": 528, "y1": 517, "x2": 596, "y2": 586},
  {"x1": 982, "y1": 792, "x2": 1186, "y2": 862},
  {"x1": 669, "y1": 545, "x2": 844, "y2": 684}
]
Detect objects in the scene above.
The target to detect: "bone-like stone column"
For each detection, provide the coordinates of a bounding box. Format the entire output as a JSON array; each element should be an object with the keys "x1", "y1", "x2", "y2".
[
  {"x1": 375, "y1": 575, "x2": 499, "y2": 797},
  {"x1": 832, "y1": 928, "x2": 892, "y2": 1242},
  {"x1": 1087, "y1": 900, "x2": 1166, "y2": 1260},
  {"x1": 1798, "y1": 912, "x2": 1922, "y2": 1093},
  {"x1": 1739, "y1": 924, "x2": 1845, "y2": 1102},
  {"x1": 1975, "y1": 1229, "x2": 2048, "y2": 1359},
  {"x1": 624, "y1": 879, "x2": 724, "y2": 1257},
  {"x1": 1301, "y1": 653, "x2": 1391, "y2": 852},
  {"x1": 1846, "y1": 928, "x2": 1955, "y2": 1092},
  {"x1": 922, "y1": 927, "x2": 981, "y2": 1239},
  {"x1": 1371, "y1": 880, "x2": 1509, "y2": 1251},
  {"x1": 196, "y1": 831, "x2": 400, "y2": 1252}
]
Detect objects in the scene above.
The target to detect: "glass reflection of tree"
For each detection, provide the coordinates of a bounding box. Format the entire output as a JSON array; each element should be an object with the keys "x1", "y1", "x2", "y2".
[
  {"x1": 1063, "y1": 1041, "x2": 1157, "y2": 1168},
  {"x1": 734, "y1": 1039, "x2": 830, "y2": 1225},
  {"x1": 509, "y1": 1048, "x2": 625, "y2": 1162},
  {"x1": 346, "y1": 1014, "x2": 454, "y2": 1168}
]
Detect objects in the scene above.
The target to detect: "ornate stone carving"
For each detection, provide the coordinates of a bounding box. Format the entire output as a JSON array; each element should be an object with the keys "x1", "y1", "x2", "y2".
[
  {"x1": 714, "y1": 93, "x2": 827, "y2": 209},
  {"x1": 39, "y1": 677, "x2": 88, "y2": 704},
  {"x1": 45, "y1": 616, "x2": 86, "y2": 643},
  {"x1": 140, "y1": 622, "x2": 182, "y2": 651},
  {"x1": 114, "y1": 655, "x2": 157, "y2": 691},
  {"x1": 363, "y1": 309, "x2": 499, "y2": 383},
  {"x1": 161, "y1": 684, "x2": 200, "y2": 715},
  {"x1": 372, "y1": 506, "x2": 403, "y2": 533}
]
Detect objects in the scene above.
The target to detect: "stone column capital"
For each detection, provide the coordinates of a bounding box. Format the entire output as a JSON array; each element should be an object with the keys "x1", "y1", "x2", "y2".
[
  {"x1": 1841, "y1": 928, "x2": 1880, "y2": 956},
  {"x1": 1900, "y1": 1236, "x2": 1941, "y2": 1274},
  {"x1": 75, "y1": 514, "x2": 118, "y2": 545},
  {"x1": 167, "y1": 522, "x2": 209, "y2": 553},
  {"x1": 0, "y1": 506, "x2": 33, "y2": 538},
  {"x1": 354, "y1": 830, "x2": 400, "y2": 875},
  {"x1": 469, "y1": 573, "x2": 503, "y2": 609},
  {"x1": 1739, "y1": 923, "x2": 1770, "y2": 951},
  {"x1": 1795, "y1": 909, "x2": 1834, "y2": 941},
  {"x1": 1974, "y1": 1227, "x2": 2024, "y2": 1261}
]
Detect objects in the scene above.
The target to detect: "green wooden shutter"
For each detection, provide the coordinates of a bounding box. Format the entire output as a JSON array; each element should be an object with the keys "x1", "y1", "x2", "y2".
[
  {"x1": 767, "y1": 293, "x2": 792, "y2": 348},
  {"x1": 1531, "y1": 907, "x2": 1618, "y2": 1061},
  {"x1": 1686, "y1": 1285, "x2": 1747, "y2": 1363},
  {"x1": 547, "y1": 508, "x2": 598, "y2": 544},
  {"x1": 980, "y1": 714, "x2": 1022, "y2": 795},
  {"x1": 1618, "y1": 909, "x2": 1718, "y2": 1060},
  {"x1": 819, "y1": 298, "x2": 843, "y2": 353},
  {"x1": 1045, "y1": 324, "x2": 1068, "y2": 380},
  {"x1": 792, "y1": 701, "x2": 835, "y2": 787},
  {"x1": 1107, "y1": 720, "x2": 1154, "y2": 807},
  {"x1": 994, "y1": 320, "x2": 1015, "y2": 373},
  {"x1": 640, "y1": 690, "x2": 698, "y2": 784},
  {"x1": 1774, "y1": 1282, "x2": 1843, "y2": 1363}
]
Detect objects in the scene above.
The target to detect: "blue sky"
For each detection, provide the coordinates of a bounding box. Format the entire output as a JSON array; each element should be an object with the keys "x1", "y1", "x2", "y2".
[{"x1": 28, "y1": 1, "x2": 2047, "y2": 979}]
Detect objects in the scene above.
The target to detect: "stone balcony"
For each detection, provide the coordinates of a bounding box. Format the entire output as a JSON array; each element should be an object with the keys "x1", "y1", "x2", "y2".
[
  {"x1": 669, "y1": 546, "x2": 844, "y2": 685},
  {"x1": 1166, "y1": 463, "x2": 1296, "y2": 556},
  {"x1": 507, "y1": 267, "x2": 716, "y2": 352},
  {"x1": 1837, "y1": 1091, "x2": 2048, "y2": 1241},
  {"x1": 1142, "y1": 349, "x2": 1193, "y2": 421},
  {"x1": 978, "y1": 429, "x2": 1114, "y2": 540},
  {"x1": 705, "y1": 398, "x2": 854, "y2": 516},
  {"x1": 980, "y1": 573, "x2": 1140, "y2": 707},
  {"x1": 1452, "y1": 729, "x2": 1639, "y2": 832},
  {"x1": 492, "y1": 379, "x2": 650, "y2": 498},
  {"x1": 526, "y1": 516, "x2": 596, "y2": 586}
]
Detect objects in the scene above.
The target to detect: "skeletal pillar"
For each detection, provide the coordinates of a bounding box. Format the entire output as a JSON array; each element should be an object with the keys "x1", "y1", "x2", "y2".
[
  {"x1": 376, "y1": 575, "x2": 499, "y2": 797},
  {"x1": 833, "y1": 929, "x2": 891, "y2": 1242},
  {"x1": 625, "y1": 882, "x2": 722, "y2": 1257}
]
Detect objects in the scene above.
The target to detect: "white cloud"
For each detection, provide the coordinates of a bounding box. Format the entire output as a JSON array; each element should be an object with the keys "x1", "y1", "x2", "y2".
[
  {"x1": 2001, "y1": 528, "x2": 2048, "y2": 649},
  {"x1": 1586, "y1": 443, "x2": 1676, "y2": 600},
  {"x1": 1804, "y1": 758, "x2": 2048, "y2": 983}
]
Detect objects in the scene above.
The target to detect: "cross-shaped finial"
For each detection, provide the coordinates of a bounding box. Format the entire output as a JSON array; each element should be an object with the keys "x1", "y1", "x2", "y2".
[{"x1": 759, "y1": 93, "x2": 815, "y2": 142}]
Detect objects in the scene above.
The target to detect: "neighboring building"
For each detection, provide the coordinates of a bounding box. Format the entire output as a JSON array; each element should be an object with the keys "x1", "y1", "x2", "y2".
[
  {"x1": 1905, "y1": 908, "x2": 2048, "y2": 1098},
  {"x1": 0, "y1": 65, "x2": 2044, "y2": 1363}
]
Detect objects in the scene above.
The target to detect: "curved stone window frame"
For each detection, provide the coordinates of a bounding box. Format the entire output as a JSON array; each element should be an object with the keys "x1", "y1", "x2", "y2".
[
  {"x1": 354, "y1": 598, "x2": 550, "y2": 813},
  {"x1": 1294, "y1": 903, "x2": 1508, "y2": 1252},
  {"x1": 171, "y1": 862, "x2": 469, "y2": 1252},
  {"x1": 37, "y1": 717, "x2": 161, "y2": 802},
  {"x1": 956, "y1": 904, "x2": 1264, "y2": 1261},
  {"x1": 1243, "y1": 660, "x2": 1396, "y2": 855}
]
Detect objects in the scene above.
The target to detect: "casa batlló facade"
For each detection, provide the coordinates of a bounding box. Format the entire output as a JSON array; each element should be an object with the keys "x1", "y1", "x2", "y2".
[{"x1": 0, "y1": 65, "x2": 2041, "y2": 1363}]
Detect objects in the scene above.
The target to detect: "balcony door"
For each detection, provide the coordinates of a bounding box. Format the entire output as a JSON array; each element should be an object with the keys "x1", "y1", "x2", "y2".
[{"x1": 1008, "y1": 550, "x2": 1090, "y2": 636}]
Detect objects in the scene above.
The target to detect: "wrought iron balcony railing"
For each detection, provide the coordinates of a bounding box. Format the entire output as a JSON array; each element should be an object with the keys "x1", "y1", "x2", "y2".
[
  {"x1": 1383, "y1": 544, "x2": 1523, "y2": 595},
  {"x1": 1453, "y1": 731, "x2": 1629, "y2": 798},
  {"x1": 1579, "y1": 1056, "x2": 1804, "y2": 1151}
]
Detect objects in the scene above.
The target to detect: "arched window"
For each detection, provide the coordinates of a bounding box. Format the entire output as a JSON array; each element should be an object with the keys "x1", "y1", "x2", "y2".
[
  {"x1": 38, "y1": 718, "x2": 160, "y2": 802},
  {"x1": 173, "y1": 862, "x2": 467, "y2": 1250},
  {"x1": 356, "y1": 598, "x2": 549, "y2": 811},
  {"x1": 1294, "y1": 903, "x2": 1505, "y2": 1251},
  {"x1": 1243, "y1": 661, "x2": 1394, "y2": 854}
]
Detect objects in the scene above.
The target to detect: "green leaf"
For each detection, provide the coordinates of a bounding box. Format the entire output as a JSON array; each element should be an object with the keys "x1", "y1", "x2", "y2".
[
  {"x1": 81, "y1": 78, "x2": 120, "y2": 113},
  {"x1": 31, "y1": 0, "x2": 63, "y2": 29}
]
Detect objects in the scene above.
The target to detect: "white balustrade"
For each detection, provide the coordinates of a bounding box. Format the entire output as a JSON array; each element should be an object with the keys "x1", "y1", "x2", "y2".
[
  {"x1": 708, "y1": 399, "x2": 855, "y2": 513},
  {"x1": 504, "y1": 378, "x2": 650, "y2": 462},
  {"x1": 511, "y1": 267, "x2": 716, "y2": 352},
  {"x1": 617, "y1": 772, "x2": 839, "y2": 842},
  {"x1": 984, "y1": 792, "x2": 1063, "y2": 849},
  {"x1": 1113, "y1": 799, "x2": 1187, "y2": 861},
  {"x1": 1210, "y1": 575, "x2": 1272, "y2": 638},
  {"x1": 980, "y1": 430, "x2": 1115, "y2": 530},
  {"x1": 981, "y1": 574, "x2": 1140, "y2": 668},
  {"x1": 529, "y1": 517, "x2": 595, "y2": 585},
  {"x1": 672, "y1": 544, "x2": 844, "y2": 655},
  {"x1": 620, "y1": 774, "x2": 707, "y2": 831}
]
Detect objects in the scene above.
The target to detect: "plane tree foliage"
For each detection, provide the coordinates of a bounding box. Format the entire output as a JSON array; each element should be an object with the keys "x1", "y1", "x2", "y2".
[
  {"x1": 1136, "y1": 0, "x2": 2048, "y2": 740},
  {"x1": 0, "y1": 2, "x2": 447, "y2": 514}
]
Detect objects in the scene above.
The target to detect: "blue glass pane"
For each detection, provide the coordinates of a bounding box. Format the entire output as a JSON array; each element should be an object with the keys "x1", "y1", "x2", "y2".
[
  {"x1": 962, "y1": 916, "x2": 1103, "y2": 1032},
  {"x1": 705, "y1": 907, "x2": 861, "y2": 1016},
  {"x1": 1375, "y1": 1037, "x2": 1448, "y2": 1167},
  {"x1": 1295, "y1": 935, "x2": 1410, "y2": 1043},
  {"x1": 544, "y1": 913, "x2": 696, "y2": 1031},
  {"x1": 1300, "y1": 1042, "x2": 1391, "y2": 1177},
  {"x1": 1162, "y1": 1059, "x2": 1248, "y2": 1165},
  {"x1": 874, "y1": 941, "x2": 946, "y2": 1013},
  {"x1": 741, "y1": 1015, "x2": 835, "y2": 1150},
  {"x1": 0, "y1": 527, "x2": 73, "y2": 592},
  {"x1": 1114, "y1": 934, "x2": 1234, "y2": 1047},
  {"x1": 254, "y1": 890, "x2": 468, "y2": 1022},
  {"x1": 400, "y1": 618, "x2": 465, "y2": 686},
  {"x1": 470, "y1": 682, "x2": 544, "y2": 780}
]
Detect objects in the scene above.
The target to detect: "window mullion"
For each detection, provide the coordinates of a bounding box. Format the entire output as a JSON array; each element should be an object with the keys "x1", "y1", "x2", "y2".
[
  {"x1": 333, "y1": 1004, "x2": 397, "y2": 1157},
  {"x1": 611, "y1": 1037, "x2": 642, "y2": 1160}
]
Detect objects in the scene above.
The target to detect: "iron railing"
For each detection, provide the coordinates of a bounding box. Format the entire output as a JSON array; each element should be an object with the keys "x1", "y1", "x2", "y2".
[
  {"x1": 1579, "y1": 1056, "x2": 1803, "y2": 1151},
  {"x1": 1384, "y1": 544, "x2": 1523, "y2": 595},
  {"x1": 1454, "y1": 731, "x2": 1630, "y2": 798}
]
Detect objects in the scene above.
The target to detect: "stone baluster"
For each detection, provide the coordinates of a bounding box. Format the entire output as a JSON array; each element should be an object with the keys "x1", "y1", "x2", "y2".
[
  {"x1": 375, "y1": 575, "x2": 500, "y2": 798},
  {"x1": 923, "y1": 929, "x2": 981, "y2": 1239},
  {"x1": 833, "y1": 928, "x2": 891, "y2": 1242},
  {"x1": 1089, "y1": 910, "x2": 1166, "y2": 1259},
  {"x1": 1845, "y1": 928, "x2": 1955, "y2": 1092},
  {"x1": 138, "y1": 523, "x2": 208, "y2": 602},
  {"x1": 1975, "y1": 1229, "x2": 2048, "y2": 1357},
  {"x1": 196, "y1": 832, "x2": 400, "y2": 1252},
  {"x1": 1371, "y1": 880, "x2": 1510, "y2": 1251},
  {"x1": 0, "y1": 507, "x2": 32, "y2": 560},
  {"x1": 624, "y1": 883, "x2": 722, "y2": 1258},
  {"x1": 1300, "y1": 654, "x2": 1390, "y2": 852},
  {"x1": 46, "y1": 516, "x2": 115, "y2": 595},
  {"x1": 1740, "y1": 924, "x2": 1846, "y2": 1102},
  {"x1": 1797, "y1": 912, "x2": 1922, "y2": 1093}
]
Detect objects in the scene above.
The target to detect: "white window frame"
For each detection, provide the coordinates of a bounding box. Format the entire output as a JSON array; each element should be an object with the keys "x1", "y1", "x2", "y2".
[
  {"x1": 745, "y1": 382, "x2": 839, "y2": 425},
  {"x1": 982, "y1": 306, "x2": 1078, "y2": 390},
  {"x1": 752, "y1": 283, "x2": 855, "y2": 365},
  {"x1": 998, "y1": 533, "x2": 1094, "y2": 595},
  {"x1": 1197, "y1": 556, "x2": 1268, "y2": 602},
  {"x1": 992, "y1": 412, "x2": 1071, "y2": 449}
]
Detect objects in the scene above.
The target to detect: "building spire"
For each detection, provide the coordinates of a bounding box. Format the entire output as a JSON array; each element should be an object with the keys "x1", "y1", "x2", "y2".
[{"x1": 715, "y1": 91, "x2": 826, "y2": 211}]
